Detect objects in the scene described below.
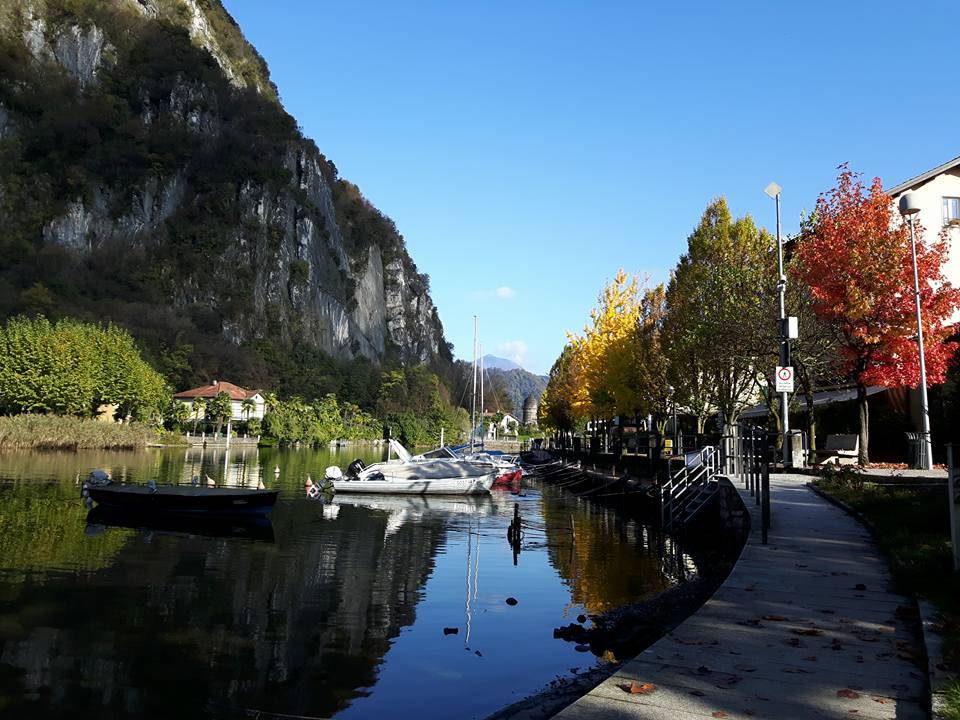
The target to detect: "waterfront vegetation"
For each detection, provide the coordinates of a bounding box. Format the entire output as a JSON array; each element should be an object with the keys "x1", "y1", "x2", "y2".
[
  {"x1": 814, "y1": 475, "x2": 960, "y2": 715},
  {"x1": 0, "y1": 414, "x2": 155, "y2": 450},
  {"x1": 541, "y1": 168, "x2": 960, "y2": 462},
  {"x1": 0, "y1": 312, "x2": 476, "y2": 449}
]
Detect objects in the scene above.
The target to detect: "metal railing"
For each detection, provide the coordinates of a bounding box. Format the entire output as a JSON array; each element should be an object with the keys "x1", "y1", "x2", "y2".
[
  {"x1": 722, "y1": 423, "x2": 771, "y2": 544},
  {"x1": 660, "y1": 445, "x2": 719, "y2": 533}
]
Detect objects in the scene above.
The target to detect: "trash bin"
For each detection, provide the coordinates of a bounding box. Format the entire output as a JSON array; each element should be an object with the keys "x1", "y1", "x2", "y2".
[{"x1": 905, "y1": 432, "x2": 923, "y2": 469}]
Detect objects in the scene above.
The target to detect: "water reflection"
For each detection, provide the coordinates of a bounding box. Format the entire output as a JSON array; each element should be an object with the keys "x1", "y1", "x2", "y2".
[
  {"x1": 85, "y1": 506, "x2": 276, "y2": 542},
  {"x1": 0, "y1": 447, "x2": 698, "y2": 719}
]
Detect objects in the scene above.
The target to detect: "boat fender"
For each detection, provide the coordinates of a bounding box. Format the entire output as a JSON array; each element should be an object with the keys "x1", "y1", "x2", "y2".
[
  {"x1": 347, "y1": 459, "x2": 366, "y2": 478},
  {"x1": 147, "y1": 479, "x2": 158, "y2": 494}
]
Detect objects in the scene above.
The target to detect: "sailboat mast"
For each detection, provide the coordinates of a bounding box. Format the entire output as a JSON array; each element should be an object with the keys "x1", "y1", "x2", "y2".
[
  {"x1": 479, "y1": 346, "x2": 484, "y2": 448},
  {"x1": 470, "y1": 316, "x2": 478, "y2": 452}
]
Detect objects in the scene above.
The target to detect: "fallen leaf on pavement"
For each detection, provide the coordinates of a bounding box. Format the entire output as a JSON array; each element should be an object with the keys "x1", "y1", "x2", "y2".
[{"x1": 621, "y1": 681, "x2": 656, "y2": 695}]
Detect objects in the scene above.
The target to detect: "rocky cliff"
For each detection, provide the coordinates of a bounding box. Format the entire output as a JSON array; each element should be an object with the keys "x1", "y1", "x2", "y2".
[{"x1": 0, "y1": 0, "x2": 449, "y2": 382}]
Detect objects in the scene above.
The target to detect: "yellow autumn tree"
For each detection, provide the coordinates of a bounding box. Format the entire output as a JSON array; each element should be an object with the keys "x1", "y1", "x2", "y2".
[{"x1": 567, "y1": 269, "x2": 641, "y2": 420}]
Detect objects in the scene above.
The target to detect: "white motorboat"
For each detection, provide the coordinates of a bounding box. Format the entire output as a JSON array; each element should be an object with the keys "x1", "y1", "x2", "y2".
[
  {"x1": 328, "y1": 440, "x2": 495, "y2": 495},
  {"x1": 413, "y1": 444, "x2": 522, "y2": 488}
]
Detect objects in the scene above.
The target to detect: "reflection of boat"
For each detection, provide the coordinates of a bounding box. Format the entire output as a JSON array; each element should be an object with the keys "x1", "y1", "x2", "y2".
[
  {"x1": 85, "y1": 484, "x2": 279, "y2": 516},
  {"x1": 331, "y1": 440, "x2": 494, "y2": 495},
  {"x1": 85, "y1": 506, "x2": 275, "y2": 542},
  {"x1": 334, "y1": 494, "x2": 496, "y2": 517},
  {"x1": 334, "y1": 494, "x2": 495, "y2": 539}
]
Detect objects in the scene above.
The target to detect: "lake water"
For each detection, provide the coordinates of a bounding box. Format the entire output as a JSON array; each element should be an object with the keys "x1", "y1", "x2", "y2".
[{"x1": 0, "y1": 446, "x2": 697, "y2": 719}]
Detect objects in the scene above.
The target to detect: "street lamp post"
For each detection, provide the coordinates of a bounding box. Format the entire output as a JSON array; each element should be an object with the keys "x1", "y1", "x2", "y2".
[
  {"x1": 765, "y1": 182, "x2": 790, "y2": 467},
  {"x1": 898, "y1": 193, "x2": 934, "y2": 470}
]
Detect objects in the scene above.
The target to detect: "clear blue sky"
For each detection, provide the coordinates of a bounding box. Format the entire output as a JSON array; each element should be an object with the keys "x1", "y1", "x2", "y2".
[{"x1": 224, "y1": 0, "x2": 959, "y2": 374}]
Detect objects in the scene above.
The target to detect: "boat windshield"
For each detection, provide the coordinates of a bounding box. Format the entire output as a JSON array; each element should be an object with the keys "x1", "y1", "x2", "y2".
[
  {"x1": 388, "y1": 438, "x2": 413, "y2": 463},
  {"x1": 419, "y1": 447, "x2": 458, "y2": 460}
]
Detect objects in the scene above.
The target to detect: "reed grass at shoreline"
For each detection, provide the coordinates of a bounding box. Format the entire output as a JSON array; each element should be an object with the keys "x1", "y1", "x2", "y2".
[{"x1": 0, "y1": 415, "x2": 155, "y2": 451}]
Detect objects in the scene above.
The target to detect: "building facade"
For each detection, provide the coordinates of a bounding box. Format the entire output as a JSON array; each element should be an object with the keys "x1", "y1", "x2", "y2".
[
  {"x1": 173, "y1": 380, "x2": 267, "y2": 422},
  {"x1": 888, "y1": 155, "x2": 960, "y2": 323}
]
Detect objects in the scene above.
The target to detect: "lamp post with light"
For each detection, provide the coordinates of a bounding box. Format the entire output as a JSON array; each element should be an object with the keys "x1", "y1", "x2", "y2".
[
  {"x1": 898, "y1": 193, "x2": 934, "y2": 470},
  {"x1": 764, "y1": 182, "x2": 791, "y2": 467}
]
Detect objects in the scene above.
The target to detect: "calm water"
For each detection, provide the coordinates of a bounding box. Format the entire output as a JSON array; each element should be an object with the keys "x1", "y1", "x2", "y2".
[{"x1": 0, "y1": 446, "x2": 696, "y2": 719}]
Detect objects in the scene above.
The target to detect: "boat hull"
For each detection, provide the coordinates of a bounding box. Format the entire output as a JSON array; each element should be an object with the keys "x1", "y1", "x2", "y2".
[
  {"x1": 332, "y1": 473, "x2": 495, "y2": 495},
  {"x1": 87, "y1": 485, "x2": 279, "y2": 516},
  {"x1": 492, "y1": 469, "x2": 522, "y2": 489}
]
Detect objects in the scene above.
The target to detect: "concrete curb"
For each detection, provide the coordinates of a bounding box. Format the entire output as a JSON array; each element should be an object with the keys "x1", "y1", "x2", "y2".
[{"x1": 918, "y1": 598, "x2": 958, "y2": 720}]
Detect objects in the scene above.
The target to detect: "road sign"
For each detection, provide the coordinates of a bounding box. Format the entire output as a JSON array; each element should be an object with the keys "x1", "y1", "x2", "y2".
[{"x1": 775, "y1": 366, "x2": 794, "y2": 393}]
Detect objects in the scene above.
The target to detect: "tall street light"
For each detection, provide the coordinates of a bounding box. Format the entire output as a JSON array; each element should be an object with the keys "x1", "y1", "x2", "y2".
[
  {"x1": 764, "y1": 182, "x2": 790, "y2": 467},
  {"x1": 898, "y1": 193, "x2": 934, "y2": 470}
]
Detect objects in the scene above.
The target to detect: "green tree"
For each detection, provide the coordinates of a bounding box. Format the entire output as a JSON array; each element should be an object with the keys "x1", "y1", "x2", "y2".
[
  {"x1": 191, "y1": 397, "x2": 207, "y2": 433},
  {"x1": 0, "y1": 316, "x2": 168, "y2": 421},
  {"x1": 207, "y1": 391, "x2": 233, "y2": 436},
  {"x1": 241, "y1": 397, "x2": 256, "y2": 421},
  {"x1": 664, "y1": 198, "x2": 777, "y2": 431}
]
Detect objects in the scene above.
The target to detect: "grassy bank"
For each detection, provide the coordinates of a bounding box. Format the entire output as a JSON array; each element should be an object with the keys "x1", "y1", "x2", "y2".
[
  {"x1": 814, "y1": 475, "x2": 960, "y2": 717},
  {"x1": 0, "y1": 414, "x2": 155, "y2": 450}
]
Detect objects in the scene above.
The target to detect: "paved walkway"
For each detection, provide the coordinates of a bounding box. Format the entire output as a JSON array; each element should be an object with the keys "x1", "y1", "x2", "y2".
[{"x1": 552, "y1": 474, "x2": 927, "y2": 720}]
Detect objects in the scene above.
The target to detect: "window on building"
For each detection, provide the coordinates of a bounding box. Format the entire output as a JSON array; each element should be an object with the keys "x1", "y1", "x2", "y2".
[{"x1": 943, "y1": 197, "x2": 960, "y2": 226}]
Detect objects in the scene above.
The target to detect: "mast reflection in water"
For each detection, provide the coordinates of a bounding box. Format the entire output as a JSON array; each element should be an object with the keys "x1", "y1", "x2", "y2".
[{"x1": 0, "y1": 447, "x2": 698, "y2": 719}]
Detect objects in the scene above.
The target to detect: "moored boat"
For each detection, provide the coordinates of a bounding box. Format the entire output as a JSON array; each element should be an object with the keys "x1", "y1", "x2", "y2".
[
  {"x1": 328, "y1": 440, "x2": 495, "y2": 495},
  {"x1": 84, "y1": 481, "x2": 279, "y2": 516}
]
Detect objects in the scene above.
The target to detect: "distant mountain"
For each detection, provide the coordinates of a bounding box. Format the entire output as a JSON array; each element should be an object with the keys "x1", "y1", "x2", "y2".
[
  {"x1": 484, "y1": 367, "x2": 548, "y2": 420},
  {"x1": 481, "y1": 355, "x2": 524, "y2": 371}
]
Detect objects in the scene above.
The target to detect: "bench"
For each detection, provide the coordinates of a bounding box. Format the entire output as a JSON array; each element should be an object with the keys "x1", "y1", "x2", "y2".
[{"x1": 814, "y1": 434, "x2": 859, "y2": 466}]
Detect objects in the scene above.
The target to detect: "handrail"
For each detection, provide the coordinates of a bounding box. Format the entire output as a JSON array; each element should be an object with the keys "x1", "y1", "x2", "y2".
[{"x1": 661, "y1": 445, "x2": 718, "y2": 533}]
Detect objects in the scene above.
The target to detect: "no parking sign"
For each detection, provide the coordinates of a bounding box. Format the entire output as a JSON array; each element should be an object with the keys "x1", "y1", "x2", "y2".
[{"x1": 775, "y1": 366, "x2": 794, "y2": 393}]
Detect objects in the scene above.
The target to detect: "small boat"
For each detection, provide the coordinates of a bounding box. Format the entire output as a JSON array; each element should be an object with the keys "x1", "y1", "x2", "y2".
[
  {"x1": 83, "y1": 478, "x2": 278, "y2": 517},
  {"x1": 329, "y1": 440, "x2": 495, "y2": 495}
]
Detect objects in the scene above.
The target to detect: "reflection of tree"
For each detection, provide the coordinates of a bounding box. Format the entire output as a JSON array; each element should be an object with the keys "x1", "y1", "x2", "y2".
[
  {"x1": 539, "y1": 487, "x2": 680, "y2": 614},
  {"x1": 0, "y1": 487, "x2": 130, "y2": 576},
  {"x1": 0, "y1": 492, "x2": 446, "y2": 719}
]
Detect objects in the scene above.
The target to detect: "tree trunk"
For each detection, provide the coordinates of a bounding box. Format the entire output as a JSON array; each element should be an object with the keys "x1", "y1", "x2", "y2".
[
  {"x1": 857, "y1": 383, "x2": 869, "y2": 465},
  {"x1": 805, "y1": 389, "x2": 816, "y2": 454}
]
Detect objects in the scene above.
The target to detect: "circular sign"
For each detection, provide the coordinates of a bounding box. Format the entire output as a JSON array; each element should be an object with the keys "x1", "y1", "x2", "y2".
[{"x1": 777, "y1": 367, "x2": 792, "y2": 381}]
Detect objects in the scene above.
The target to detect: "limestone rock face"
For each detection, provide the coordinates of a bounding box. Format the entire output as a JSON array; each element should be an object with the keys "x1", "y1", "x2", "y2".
[
  {"x1": 4, "y1": 0, "x2": 446, "y2": 366},
  {"x1": 52, "y1": 24, "x2": 107, "y2": 88}
]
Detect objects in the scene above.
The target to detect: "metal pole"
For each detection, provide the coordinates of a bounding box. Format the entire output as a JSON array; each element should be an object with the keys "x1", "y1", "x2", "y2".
[
  {"x1": 775, "y1": 191, "x2": 790, "y2": 467},
  {"x1": 948, "y1": 444, "x2": 959, "y2": 571},
  {"x1": 907, "y1": 217, "x2": 933, "y2": 470},
  {"x1": 470, "y1": 315, "x2": 478, "y2": 453},
  {"x1": 761, "y1": 459, "x2": 770, "y2": 545}
]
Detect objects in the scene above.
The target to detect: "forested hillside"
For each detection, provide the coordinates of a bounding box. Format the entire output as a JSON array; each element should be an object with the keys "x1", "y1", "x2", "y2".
[{"x1": 0, "y1": 0, "x2": 451, "y2": 405}]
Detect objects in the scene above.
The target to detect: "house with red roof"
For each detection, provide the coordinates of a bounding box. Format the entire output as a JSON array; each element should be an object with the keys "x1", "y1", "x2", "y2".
[{"x1": 173, "y1": 380, "x2": 266, "y2": 422}]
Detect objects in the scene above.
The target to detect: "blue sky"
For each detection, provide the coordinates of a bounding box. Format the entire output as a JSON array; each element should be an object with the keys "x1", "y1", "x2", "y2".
[{"x1": 224, "y1": 0, "x2": 960, "y2": 374}]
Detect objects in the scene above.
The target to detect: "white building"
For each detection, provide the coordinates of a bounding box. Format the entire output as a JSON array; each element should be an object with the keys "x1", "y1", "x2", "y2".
[
  {"x1": 888, "y1": 155, "x2": 960, "y2": 323},
  {"x1": 485, "y1": 412, "x2": 520, "y2": 438},
  {"x1": 173, "y1": 380, "x2": 267, "y2": 422}
]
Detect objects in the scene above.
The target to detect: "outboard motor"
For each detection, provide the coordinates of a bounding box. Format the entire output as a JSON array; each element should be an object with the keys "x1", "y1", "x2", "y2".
[
  {"x1": 81, "y1": 469, "x2": 112, "y2": 498},
  {"x1": 346, "y1": 459, "x2": 366, "y2": 478}
]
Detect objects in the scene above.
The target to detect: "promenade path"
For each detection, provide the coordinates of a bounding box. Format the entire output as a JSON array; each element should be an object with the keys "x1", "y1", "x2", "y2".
[{"x1": 552, "y1": 473, "x2": 927, "y2": 720}]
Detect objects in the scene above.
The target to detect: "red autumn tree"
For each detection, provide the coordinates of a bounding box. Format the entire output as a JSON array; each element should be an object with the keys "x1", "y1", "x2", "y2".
[{"x1": 792, "y1": 165, "x2": 959, "y2": 464}]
